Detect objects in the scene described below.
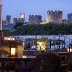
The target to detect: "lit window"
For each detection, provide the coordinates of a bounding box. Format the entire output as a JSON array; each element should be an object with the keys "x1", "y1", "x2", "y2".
[
  {"x1": 20, "y1": 13, "x2": 25, "y2": 19},
  {"x1": 11, "y1": 48, "x2": 16, "y2": 55},
  {"x1": 4, "y1": 37, "x2": 15, "y2": 41},
  {"x1": 23, "y1": 56, "x2": 27, "y2": 58},
  {"x1": 67, "y1": 48, "x2": 72, "y2": 52}
]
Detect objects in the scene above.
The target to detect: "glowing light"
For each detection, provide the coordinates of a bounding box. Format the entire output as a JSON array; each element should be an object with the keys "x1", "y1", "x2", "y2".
[
  {"x1": 12, "y1": 38, "x2": 15, "y2": 40},
  {"x1": 23, "y1": 42, "x2": 25, "y2": 46},
  {"x1": 37, "y1": 42, "x2": 43, "y2": 46},
  {"x1": 23, "y1": 56, "x2": 27, "y2": 58},
  {"x1": 37, "y1": 41, "x2": 47, "y2": 51},
  {"x1": 67, "y1": 48, "x2": 72, "y2": 52},
  {"x1": 20, "y1": 13, "x2": 25, "y2": 19},
  {"x1": 4, "y1": 37, "x2": 15, "y2": 41},
  {"x1": 11, "y1": 48, "x2": 16, "y2": 55}
]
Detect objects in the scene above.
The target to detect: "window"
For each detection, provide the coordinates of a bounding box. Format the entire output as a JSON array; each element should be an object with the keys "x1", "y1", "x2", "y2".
[{"x1": 11, "y1": 48, "x2": 16, "y2": 56}]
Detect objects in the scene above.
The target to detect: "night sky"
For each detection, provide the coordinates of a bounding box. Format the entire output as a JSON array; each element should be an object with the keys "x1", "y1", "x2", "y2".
[{"x1": 2, "y1": 0, "x2": 72, "y2": 22}]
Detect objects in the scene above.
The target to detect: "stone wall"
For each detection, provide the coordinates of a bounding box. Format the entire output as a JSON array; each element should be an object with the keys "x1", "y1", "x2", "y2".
[
  {"x1": 17, "y1": 45, "x2": 24, "y2": 58},
  {"x1": 29, "y1": 15, "x2": 42, "y2": 24},
  {"x1": 46, "y1": 10, "x2": 62, "y2": 24}
]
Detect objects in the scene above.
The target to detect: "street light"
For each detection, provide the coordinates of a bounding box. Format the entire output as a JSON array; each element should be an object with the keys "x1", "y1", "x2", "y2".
[{"x1": 67, "y1": 44, "x2": 72, "y2": 52}]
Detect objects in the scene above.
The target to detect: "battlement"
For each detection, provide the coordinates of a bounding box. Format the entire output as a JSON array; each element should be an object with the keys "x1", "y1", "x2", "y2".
[
  {"x1": 46, "y1": 10, "x2": 63, "y2": 24},
  {"x1": 29, "y1": 15, "x2": 41, "y2": 18},
  {"x1": 29, "y1": 15, "x2": 42, "y2": 24},
  {"x1": 47, "y1": 10, "x2": 62, "y2": 15}
]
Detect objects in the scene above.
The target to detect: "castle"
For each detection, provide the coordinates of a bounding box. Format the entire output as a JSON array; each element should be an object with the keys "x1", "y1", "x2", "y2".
[
  {"x1": 68, "y1": 13, "x2": 72, "y2": 24},
  {"x1": 46, "y1": 10, "x2": 62, "y2": 24},
  {"x1": 29, "y1": 15, "x2": 42, "y2": 24}
]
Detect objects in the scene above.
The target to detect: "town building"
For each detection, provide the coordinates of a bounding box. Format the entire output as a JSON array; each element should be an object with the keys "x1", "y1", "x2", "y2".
[
  {"x1": 0, "y1": 36, "x2": 23, "y2": 58},
  {"x1": 46, "y1": 10, "x2": 63, "y2": 24},
  {"x1": 29, "y1": 15, "x2": 42, "y2": 24},
  {"x1": 68, "y1": 13, "x2": 72, "y2": 24}
]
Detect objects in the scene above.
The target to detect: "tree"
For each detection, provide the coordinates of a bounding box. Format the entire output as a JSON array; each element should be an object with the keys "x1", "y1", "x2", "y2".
[{"x1": 7, "y1": 23, "x2": 72, "y2": 35}]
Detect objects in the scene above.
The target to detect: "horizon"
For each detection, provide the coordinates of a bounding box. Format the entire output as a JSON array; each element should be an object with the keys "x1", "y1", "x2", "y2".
[{"x1": 2, "y1": 0, "x2": 72, "y2": 22}]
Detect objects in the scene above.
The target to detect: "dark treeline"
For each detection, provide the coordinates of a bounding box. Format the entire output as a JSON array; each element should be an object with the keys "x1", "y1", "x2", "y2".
[{"x1": 3, "y1": 23, "x2": 72, "y2": 35}]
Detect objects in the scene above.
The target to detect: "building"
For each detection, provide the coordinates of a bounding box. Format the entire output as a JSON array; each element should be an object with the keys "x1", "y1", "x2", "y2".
[
  {"x1": 0, "y1": 0, "x2": 2, "y2": 30},
  {"x1": 68, "y1": 13, "x2": 72, "y2": 24},
  {"x1": 2, "y1": 20, "x2": 8, "y2": 25},
  {"x1": 13, "y1": 17, "x2": 25, "y2": 25},
  {"x1": 20, "y1": 13, "x2": 25, "y2": 23},
  {"x1": 2, "y1": 15, "x2": 11, "y2": 26},
  {"x1": 13, "y1": 18, "x2": 21, "y2": 25},
  {"x1": 46, "y1": 10, "x2": 63, "y2": 24},
  {"x1": 0, "y1": 36, "x2": 23, "y2": 58},
  {"x1": 13, "y1": 13, "x2": 25, "y2": 25},
  {"x1": 2, "y1": 15, "x2": 11, "y2": 25},
  {"x1": 6, "y1": 15, "x2": 11, "y2": 24},
  {"x1": 29, "y1": 15, "x2": 42, "y2": 24},
  {"x1": 13, "y1": 18, "x2": 18, "y2": 25}
]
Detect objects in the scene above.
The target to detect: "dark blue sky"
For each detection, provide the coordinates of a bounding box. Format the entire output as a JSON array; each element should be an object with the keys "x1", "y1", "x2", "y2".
[{"x1": 2, "y1": 0, "x2": 72, "y2": 22}]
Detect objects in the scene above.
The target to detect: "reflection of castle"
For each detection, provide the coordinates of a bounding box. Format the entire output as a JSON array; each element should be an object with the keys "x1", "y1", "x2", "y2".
[{"x1": 46, "y1": 10, "x2": 62, "y2": 24}]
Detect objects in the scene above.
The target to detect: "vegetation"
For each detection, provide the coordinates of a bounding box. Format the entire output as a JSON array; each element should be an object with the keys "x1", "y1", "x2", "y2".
[
  {"x1": 3, "y1": 23, "x2": 72, "y2": 35},
  {"x1": 2, "y1": 29, "x2": 15, "y2": 36}
]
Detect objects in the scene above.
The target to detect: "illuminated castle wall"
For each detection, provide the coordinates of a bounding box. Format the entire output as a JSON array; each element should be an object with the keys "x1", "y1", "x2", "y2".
[
  {"x1": 20, "y1": 13, "x2": 25, "y2": 23},
  {"x1": 46, "y1": 10, "x2": 62, "y2": 24},
  {"x1": 0, "y1": 0, "x2": 2, "y2": 30}
]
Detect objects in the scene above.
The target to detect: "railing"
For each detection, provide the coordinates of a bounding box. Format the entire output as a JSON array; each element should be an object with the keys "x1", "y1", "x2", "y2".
[
  {"x1": 0, "y1": 52, "x2": 71, "y2": 72},
  {"x1": 0, "y1": 58, "x2": 33, "y2": 72}
]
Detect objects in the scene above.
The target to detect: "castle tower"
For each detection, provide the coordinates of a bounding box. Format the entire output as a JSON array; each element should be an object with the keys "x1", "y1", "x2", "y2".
[
  {"x1": 29, "y1": 15, "x2": 42, "y2": 24},
  {"x1": 20, "y1": 13, "x2": 25, "y2": 23},
  {"x1": 46, "y1": 10, "x2": 62, "y2": 24},
  {"x1": 0, "y1": 0, "x2": 2, "y2": 30}
]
